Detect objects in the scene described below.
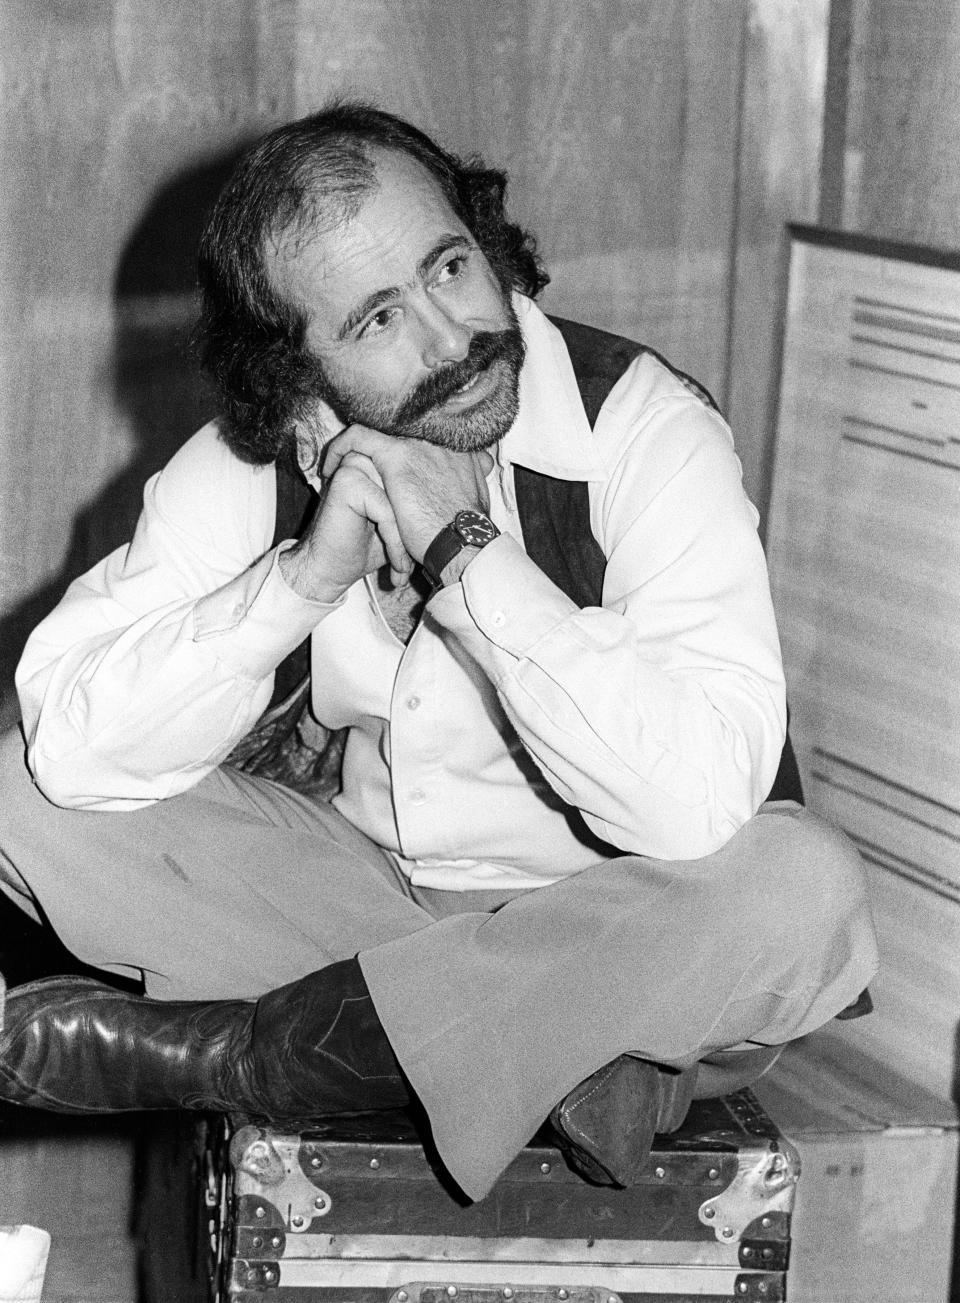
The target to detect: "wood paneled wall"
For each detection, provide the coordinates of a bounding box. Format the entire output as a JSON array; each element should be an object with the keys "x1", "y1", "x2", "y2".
[
  {"x1": 0, "y1": 1, "x2": 828, "y2": 723},
  {"x1": 835, "y1": 0, "x2": 960, "y2": 248}
]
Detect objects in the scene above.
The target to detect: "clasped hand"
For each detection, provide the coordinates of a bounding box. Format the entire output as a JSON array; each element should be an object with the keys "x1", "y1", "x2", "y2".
[{"x1": 279, "y1": 424, "x2": 494, "y2": 604}]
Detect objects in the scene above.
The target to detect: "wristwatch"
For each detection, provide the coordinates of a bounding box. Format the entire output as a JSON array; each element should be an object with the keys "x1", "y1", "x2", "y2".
[{"x1": 421, "y1": 509, "x2": 501, "y2": 587}]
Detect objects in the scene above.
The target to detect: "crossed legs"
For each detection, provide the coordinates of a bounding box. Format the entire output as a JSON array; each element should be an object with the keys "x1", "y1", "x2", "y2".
[{"x1": 0, "y1": 727, "x2": 878, "y2": 1199}]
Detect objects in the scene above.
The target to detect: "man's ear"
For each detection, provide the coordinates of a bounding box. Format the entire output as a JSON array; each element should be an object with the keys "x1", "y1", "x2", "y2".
[{"x1": 293, "y1": 424, "x2": 322, "y2": 479}]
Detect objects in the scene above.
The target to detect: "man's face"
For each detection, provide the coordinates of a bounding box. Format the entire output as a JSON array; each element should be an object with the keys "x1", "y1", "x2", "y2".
[{"x1": 268, "y1": 150, "x2": 525, "y2": 453}]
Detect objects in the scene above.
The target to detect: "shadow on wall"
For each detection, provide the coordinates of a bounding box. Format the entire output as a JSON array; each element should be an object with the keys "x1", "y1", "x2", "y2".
[
  {"x1": 0, "y1": 144, "x2": 252, "y2": 728},
  {"x1": 0, "y1": 145, "x2": 257, "y2": 989}
]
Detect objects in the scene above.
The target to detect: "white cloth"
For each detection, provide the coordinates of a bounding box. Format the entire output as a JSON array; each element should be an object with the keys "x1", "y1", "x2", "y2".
[
  {"x1": 16, "y1": 297, "x2": 786, "y2": 884},
  {"x1": 0, "y1": 1227, "x2": 50, "y2": 1303}
]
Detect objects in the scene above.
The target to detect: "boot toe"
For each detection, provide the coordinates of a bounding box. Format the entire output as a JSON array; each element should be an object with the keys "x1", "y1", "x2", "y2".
[{"x1": 550, "y1": 1054, "x2": 696, "y2": 1187}]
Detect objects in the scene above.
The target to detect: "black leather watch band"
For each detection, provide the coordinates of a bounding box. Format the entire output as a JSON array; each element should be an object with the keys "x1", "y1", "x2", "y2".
[{"x1": 422, "y1": 509, "x2": 500, "y2": 587}]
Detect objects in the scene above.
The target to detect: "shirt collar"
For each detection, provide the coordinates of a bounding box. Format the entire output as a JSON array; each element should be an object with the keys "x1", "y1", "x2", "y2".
[{"x1": 496, "y1": 295, "x2": 606, "y2": 485}]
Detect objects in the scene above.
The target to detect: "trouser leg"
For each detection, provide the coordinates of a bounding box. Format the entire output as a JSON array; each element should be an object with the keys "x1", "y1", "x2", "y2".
[
  {"x1": 0, "y1": 726, "x2": 433, "y2": 998},
  {"x1": 1, "y1": 729, "x2": 877, "y2": 1202},
  {"x1": 360, "y1": 802, "x2": 879, "y2": 1199}
]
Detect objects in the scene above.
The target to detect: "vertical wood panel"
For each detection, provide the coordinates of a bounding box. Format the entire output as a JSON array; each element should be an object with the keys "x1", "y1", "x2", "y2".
[
  {"x1": 0, "y1": 0, "x2": 298, "y2": 724},
  {"x1": 522, "y1": 0, "x2": 747, "y2": 399},
  {"x1": 849, "y1": 0, "x2": 960, "y2": 247},
  {"x1": 725, "y1": 0, "x2": 829, "y2": 519},
  {"x1": 819, "y1": 0, "x2": 854, "y2": 227}
]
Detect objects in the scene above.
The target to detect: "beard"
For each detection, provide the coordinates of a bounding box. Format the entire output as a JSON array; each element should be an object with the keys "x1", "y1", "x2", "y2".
[{"x1": 314, "y1": 311, "x2": 526, "y2": 453}]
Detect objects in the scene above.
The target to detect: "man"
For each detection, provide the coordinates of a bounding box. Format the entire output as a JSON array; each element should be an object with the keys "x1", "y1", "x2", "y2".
[{"x1": 0, "y1": 103, "x2": 877, "y2": 1202}]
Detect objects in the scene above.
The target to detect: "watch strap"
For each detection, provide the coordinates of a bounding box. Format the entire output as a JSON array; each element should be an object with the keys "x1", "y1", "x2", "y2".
[
  {"x1": 421, "y1": 522, "x2": 465, "y2": 587},
  {"x1": 422, "y1": 510, "x2": 500, "y2": 588}
]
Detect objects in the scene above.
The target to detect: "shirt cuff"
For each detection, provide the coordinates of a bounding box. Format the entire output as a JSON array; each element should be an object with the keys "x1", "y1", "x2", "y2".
[
  {"x1": 429, "y1": 532, "x2": 579, "y2": 657},
  {"x1": 191, "y1": 544, "x2": 343, "y2": 679}
]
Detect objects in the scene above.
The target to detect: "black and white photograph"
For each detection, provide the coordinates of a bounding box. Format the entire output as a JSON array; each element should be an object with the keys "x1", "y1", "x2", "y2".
[{"x1": 0, "y1": 4, "x2": 956, "y2": 1301}]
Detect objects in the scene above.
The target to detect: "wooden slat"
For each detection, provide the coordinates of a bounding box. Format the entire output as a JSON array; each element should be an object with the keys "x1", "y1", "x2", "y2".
[
  {"x1": 725, "y1": 0, "x2": 830, "y2": 517},
  {"x1": 846, "y1": 0, "x2": 960, "y2": 248}
]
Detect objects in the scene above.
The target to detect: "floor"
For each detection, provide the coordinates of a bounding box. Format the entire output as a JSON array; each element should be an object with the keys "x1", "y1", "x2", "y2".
[{"x1": 0, "y1": 1110, "x2": 140, "y2": 1303}]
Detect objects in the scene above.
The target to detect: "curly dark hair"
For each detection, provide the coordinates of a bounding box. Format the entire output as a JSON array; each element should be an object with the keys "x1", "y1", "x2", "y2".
[{"x1": 194, "y1": 101, "x2": 549, "y2": 466}]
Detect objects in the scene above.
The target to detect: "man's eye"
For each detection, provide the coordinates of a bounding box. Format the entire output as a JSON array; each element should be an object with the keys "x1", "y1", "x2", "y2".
[
  {"x1": 359, "y1": 307, "x2": 398, "y2": 338},
  {"x1": 436, "y1": 255, "x2": 467, "y2": 284}
]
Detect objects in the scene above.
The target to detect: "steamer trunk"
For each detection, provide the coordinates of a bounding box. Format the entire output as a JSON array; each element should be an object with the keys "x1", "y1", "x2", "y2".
[{"x1": 141, "y1": 1090, "x2": 798, "y2": 1303}]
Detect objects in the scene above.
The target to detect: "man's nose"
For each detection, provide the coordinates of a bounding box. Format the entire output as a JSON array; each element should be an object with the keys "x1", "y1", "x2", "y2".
[{"x1": 416, "y1": 301, "x2": 472, "y2": 368}]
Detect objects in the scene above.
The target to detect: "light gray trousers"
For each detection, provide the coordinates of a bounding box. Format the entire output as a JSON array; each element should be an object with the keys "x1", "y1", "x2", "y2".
[{"x1": 0, "y1": 726, "x2": 878, "y2": 1199}]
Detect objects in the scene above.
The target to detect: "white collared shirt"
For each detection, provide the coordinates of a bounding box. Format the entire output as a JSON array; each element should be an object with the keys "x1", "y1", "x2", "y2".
[{"x1": 17, "y1": 298, "x2": 786, "y2": 883}]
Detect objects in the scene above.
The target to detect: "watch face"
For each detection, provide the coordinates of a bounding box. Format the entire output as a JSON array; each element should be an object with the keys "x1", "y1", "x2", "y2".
[{"x1": 455, "y1": 510, "x2": 499, "y2": 546}]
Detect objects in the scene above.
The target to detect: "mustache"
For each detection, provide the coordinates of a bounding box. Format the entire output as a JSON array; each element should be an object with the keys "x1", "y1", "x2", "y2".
[{"x1": 394, "y1": 326, "x2": 525, "y2": 425}]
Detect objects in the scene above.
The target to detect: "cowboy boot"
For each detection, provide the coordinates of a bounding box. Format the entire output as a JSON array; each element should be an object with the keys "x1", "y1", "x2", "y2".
[
  {"x1": 1, "y1": 962, "x2": 694, "y2": 1191},
  {"x1": 549, "y1": 1054, "x2": 697, "y2": 1186},
  {"x1": 0, "y1": 957, "x2": 410, "y2": 1118}
]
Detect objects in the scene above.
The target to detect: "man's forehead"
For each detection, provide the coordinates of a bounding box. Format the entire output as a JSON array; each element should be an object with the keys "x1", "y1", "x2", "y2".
[{"x1": 266, "y1": 149, "x2": 469, "y2": 325}]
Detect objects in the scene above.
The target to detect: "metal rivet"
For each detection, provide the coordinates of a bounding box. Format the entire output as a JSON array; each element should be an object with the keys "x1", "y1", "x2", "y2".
[
  {"x1": 246, "y1": 1269, "x2": 259, "y2": 1285},
  {"x1": 264, "y1": 1269, "x2": 277, "y2": 1284},
  {"x1": 255, "y1": 1205, "x2": 266, "y2": 1219},
  {"x1": 446, "y1": 1288, "x2": 458, "y2": 1299},
  {"x1": 708, "y1": 1167, "x2": 720, "y2": 1180},
  {"x1": 540, "y1": 1162, "x2": 552, "y2": 1175},
  {"x1": 742, "y1": 1245, "x2": 753, "y2": 1257},
  {"x1": 761, "y1": 1215, "x2": 772, "y2": 1228},
  {"x1": 762, "y1": 1246, "x2": 774, "y2": 1259},
  {"x1": 370, "y1": 1157, "x2": 381, "y2": 1170},
  {"x1": 291, "y1": 1215, "x2": 305, "y2": 1228},
  {"x1": 738, "y1": 1285, "x2": 749, "y2": 1296},
  {"x1": 252, "y1": 1235, "x2": 263, "y2": 1249},
  {"x1": 654, "y1": 1165, "x2": 666, "y2": 1179},
  {"x1": 315, "y1": 1195, "x2": 327, "y2": 1210},
  {"x1": 310, "y1": 1155, "x2": 323, "y2": 1169},
  {"x1": 703, "y1": 1205, "x2": 716, "y2": 1218},
  {"x1": 559, "y1": 1292, "x2": 570, "y2": 1301},
  {"x1": 503, "y1": 1290, "x2": 514, "y2": 1300},
  {"x1": 270, "y1": 1234, "x2": 282, "y2": 1248},
  {"x1": 721, "y1": 1227, "x2": 735, "y2": 1239},
  {"x1": 758, "y1": 1285, "x2": 769, "y2": 1296},
  {"x1": 398, "y1": 1294, "x2": 409, "y2": 1303}
]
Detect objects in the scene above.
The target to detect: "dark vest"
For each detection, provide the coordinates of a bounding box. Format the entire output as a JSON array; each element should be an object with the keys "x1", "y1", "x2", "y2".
[{"x1": 270, "y1": 315, "x2": 803, "y2": 805}]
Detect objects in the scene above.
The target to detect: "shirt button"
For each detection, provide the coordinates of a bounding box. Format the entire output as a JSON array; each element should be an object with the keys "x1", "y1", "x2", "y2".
[
  {"x1": 409, "y1": 788, "x2": 427, "y2": 805},
  {"x1": 406, "y1": 695, "x2": 421, "y2": 711},
  {"x1": 232, "y1": 601, "x2": 245, "y2": 618},
  {"x1": 490, "y1": 610, "x2": 506, "y2": 628}
]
